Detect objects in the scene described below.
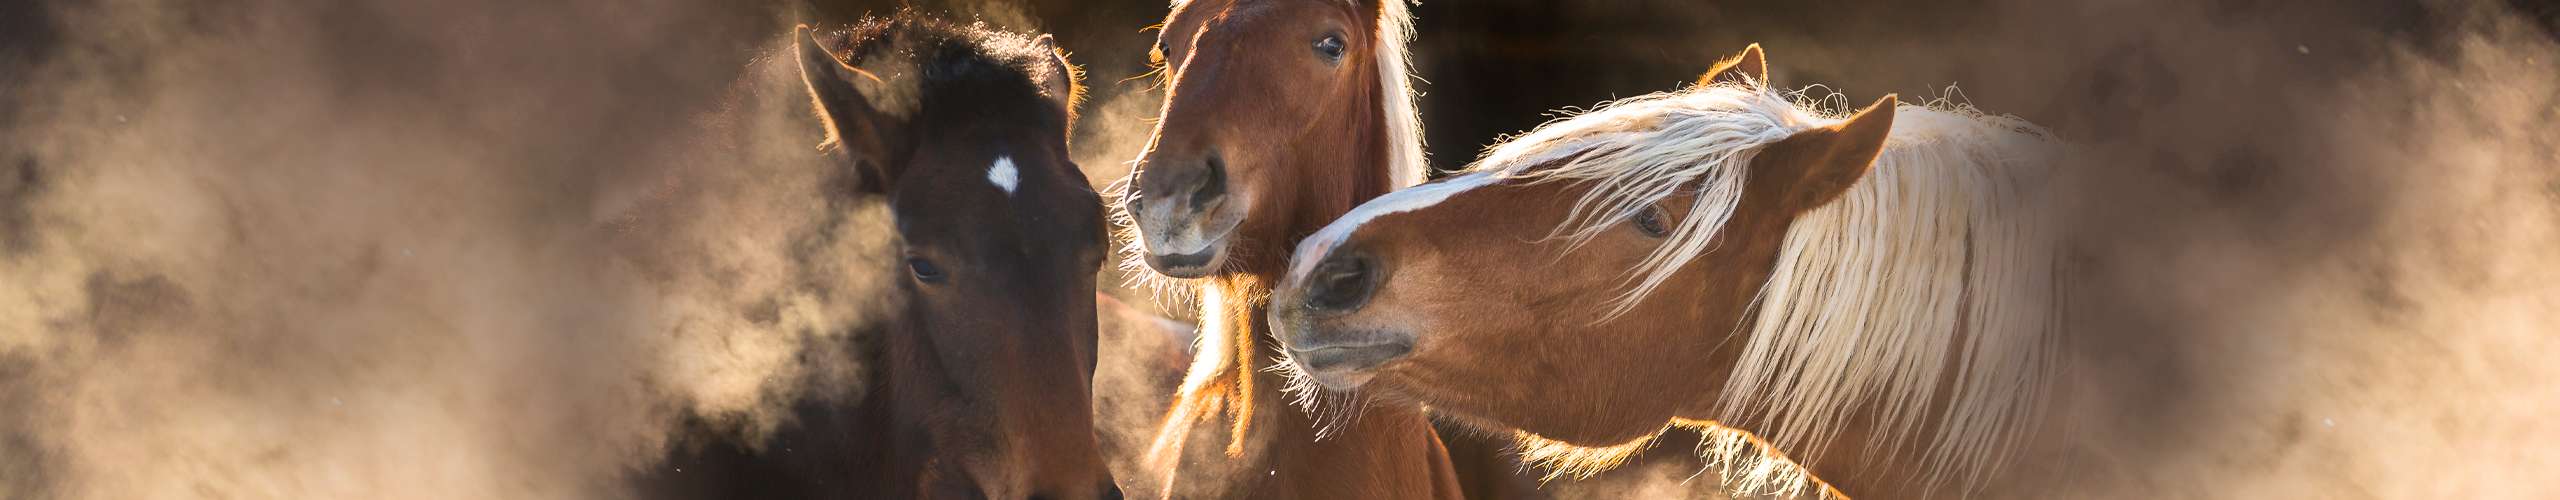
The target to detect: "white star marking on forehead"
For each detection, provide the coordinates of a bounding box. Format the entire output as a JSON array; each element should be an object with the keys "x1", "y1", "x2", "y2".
[{"x1": 987, "y1": 155, "x2": 1019, "y2": 195}]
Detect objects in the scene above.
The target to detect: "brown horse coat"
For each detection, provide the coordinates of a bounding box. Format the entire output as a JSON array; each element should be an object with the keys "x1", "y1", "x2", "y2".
[
  {"x1": 640, "y1": 15, "x2": 1117, "y2": 499},
  {"x1": 1113, "y1": 0, "x2": 1460, "y2": 498}
]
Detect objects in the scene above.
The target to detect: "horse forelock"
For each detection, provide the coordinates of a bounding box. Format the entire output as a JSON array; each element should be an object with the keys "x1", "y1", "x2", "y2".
[
  {"x1": 1475, "y1": 80, "x2": 2065, "y2": 496},
  {"x1": 821, "y1": 15, "x2": 1071, "y2": 125}
]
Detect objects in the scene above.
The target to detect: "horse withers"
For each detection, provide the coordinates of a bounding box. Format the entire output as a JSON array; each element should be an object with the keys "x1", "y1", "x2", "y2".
[
  {"x1": 642, "y1": 15, "x2": 1116, "y2": 499},
  {"x1": 1107, "y1": 0, "x2": 1457, "y2": 498},
  {"x1": 1268, "y1": 45, "x2": 2067, "y2": 498}
]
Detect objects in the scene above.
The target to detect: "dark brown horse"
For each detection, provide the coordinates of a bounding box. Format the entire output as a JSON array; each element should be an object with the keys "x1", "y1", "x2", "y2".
[
  {"x1": 1268, "y1": 46, "x2": 2066, "y2": 498},
  {"x1": 640, "y1": 15, "x2": 1116, "y2": 499},
  {"x1": 1110, "y1": 0, "x2": 1456, "y2": 498}
]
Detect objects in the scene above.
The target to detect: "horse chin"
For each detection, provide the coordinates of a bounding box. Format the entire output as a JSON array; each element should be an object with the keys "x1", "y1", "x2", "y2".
[
  {"x1": 1295, "y1": 361, "x2": 1378, "y2": 392},
  {"x1": 1141, "y1": 241, "x2": 1226, "y2": 279},
  {"x1": 1136, "y1": 205, "x2": 1244, "y2": 278},
  {"x1": 1284, "y1": 336, "x2": 1410, "y2": 392}
]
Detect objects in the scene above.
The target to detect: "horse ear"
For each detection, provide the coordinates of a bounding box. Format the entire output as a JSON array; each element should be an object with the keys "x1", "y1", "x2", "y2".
[
  {"x1": 1754, "y1": 94, "x2": 1896, "y2": 213},
  {"x1": 1032, "y1": 34, "x2": 1086, "y2": 133},
  {"x1": 1696, "y1": 43, "x2": 1768, "y2": 87},
  {"x1": 796, "y1": 25, "x2": 904, "y2": 195}
]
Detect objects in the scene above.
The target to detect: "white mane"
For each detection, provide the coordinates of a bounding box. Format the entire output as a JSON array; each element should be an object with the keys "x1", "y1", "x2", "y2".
[
  {"x1": 1374, "y1": 0, "x2": 1428, "y2": 188},
  {"x1": 1471, "y1": 80, "x2": 2064, "y2": 495}
]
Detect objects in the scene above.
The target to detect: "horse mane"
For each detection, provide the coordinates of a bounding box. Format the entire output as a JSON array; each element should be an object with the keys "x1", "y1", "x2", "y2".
[
  {"x1": 1472, "y1": 79, "x2": 2064, "y2": 496},
  {"x1": 809, "y1": 14, "x2": 1081, "y2": 151},
  {"x1": 1374, "y1": 0, "x2": 1428, "y2": 188}
]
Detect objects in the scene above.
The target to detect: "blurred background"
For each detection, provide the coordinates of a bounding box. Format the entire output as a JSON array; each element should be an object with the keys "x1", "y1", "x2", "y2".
[{"x1": 4, "y1": 0, "x2": 2558, "y2": 498}]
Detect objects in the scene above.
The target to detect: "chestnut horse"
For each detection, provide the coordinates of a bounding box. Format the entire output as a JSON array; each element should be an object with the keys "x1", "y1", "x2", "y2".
[
  {"x1": 1269, "y1": 45, "x2": 2065, "y2": 498},
  {"x1": 640, "y1": 16, "x2": 1116, "y2": 499},
  {"x1": 1111, "y1": 0, "x2": 1455, "y2": 498}
]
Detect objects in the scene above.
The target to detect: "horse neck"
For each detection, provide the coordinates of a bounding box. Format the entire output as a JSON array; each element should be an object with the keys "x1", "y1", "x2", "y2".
[
  {"x1": 1194, "y1": 85, "x2": 1433, "y2": 490},
  {"x1": 1645, "y1": 198, "x2": 1953, "y2": 497},
  {"x1": 1166, "y1": 29, "x2": 1445, "y2": 496},
  {"x1": 1677, "y1": 116, "x2": 2057, "y2": 496}
]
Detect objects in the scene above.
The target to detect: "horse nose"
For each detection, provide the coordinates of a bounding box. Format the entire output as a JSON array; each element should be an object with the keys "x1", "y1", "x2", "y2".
[
  {"x1": 1302, "y1": 251, "x2": 1378, "y2": 313},
  {"x1": 1136, "y1": 150, "x2": 1228, "y2": 214}
]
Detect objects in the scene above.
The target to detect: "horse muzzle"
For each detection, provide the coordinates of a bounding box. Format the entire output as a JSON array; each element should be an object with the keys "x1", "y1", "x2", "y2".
[
  {"x1": 1283, "y1": 333, "x2": 1411, "y2": 390},
  {"x1": 1270, "y1": 260, "x2": 1412, "y2": 391},
  {"x1": 1128, "y1": 194, "x2": 1240, "y2": 279},
  {"x1": 1128, "y1": 149, "x2": 1251, "y2": 279}
]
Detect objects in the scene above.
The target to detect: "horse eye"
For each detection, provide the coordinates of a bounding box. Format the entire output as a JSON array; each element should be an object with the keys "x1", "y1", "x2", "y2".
[
  {"x1": 907, "y1": 256, "x2": 948, "y2": 284},
  {"x1": 1313, "y1": 34, "x2": 1345, "y2": 62},
  {"x1": 1632, "y1": 206, "x2": 1670, "y2": 238}
]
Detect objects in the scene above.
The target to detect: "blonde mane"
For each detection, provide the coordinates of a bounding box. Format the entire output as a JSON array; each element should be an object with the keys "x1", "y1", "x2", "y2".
[
  {"x1": 1473, "y1": 79, "x2": 2064, "y2": 496},
  {"x1": 1374, "y1": 0, "x2": 1428, "y2": 188}
]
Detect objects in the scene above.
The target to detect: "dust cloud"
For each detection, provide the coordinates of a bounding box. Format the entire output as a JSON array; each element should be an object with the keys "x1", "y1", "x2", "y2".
[
  {"x1": 2041, "y1": 3, "x2": 2560, "y2": 497},
  {"x1": 0, "y1": 0, "x2": 906, "y2": 498}
]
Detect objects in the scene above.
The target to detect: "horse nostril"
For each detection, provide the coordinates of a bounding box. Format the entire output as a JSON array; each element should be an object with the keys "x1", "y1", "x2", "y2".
[
  {"x1": 1305, "y1": 253, "x2": 1376, "y2": 312},
  {"x1": 1191, "y1": 153, "x2": 1226, "y2": 208}
]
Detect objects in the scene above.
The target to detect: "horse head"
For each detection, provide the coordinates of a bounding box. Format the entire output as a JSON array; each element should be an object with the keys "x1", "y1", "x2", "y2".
[
  {"x1": 797, "y1": 18, "x2": 1113, "y2": 498},
  {"x1": 1121, "y1": 0, "x2": 1422, "y2": 279}
]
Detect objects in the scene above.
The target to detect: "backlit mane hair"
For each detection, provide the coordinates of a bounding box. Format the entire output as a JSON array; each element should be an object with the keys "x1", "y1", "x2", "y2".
[
  {"x1": 1373, "y1": 0, "x2": 1428, "y2": 187},
  {"x1": 1472, "y1": 79, "x2": 2064, "y2": 496}
]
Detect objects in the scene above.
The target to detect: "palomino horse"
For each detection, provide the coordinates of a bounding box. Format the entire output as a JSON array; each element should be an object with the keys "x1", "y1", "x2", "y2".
[
  {"x1": 641, "y1": 16, "x2": 1116, "y2": 499},
  {"x1": 1112, "y1": 0, "x2": 1457, "y2": 497},
  {"x1": 1269, "y1": 45, "x2": 2065, "y2": 498}
]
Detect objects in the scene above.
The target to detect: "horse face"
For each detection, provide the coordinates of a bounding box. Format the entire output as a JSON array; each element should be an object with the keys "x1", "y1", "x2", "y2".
[
  {"x1": 882, "y1": 118, "x2": 1110, "y2": 495},
  {"x1": 1125, "y1": 0, "x2": 1384, "y2": 278},
  {"x1": 884, "y1": 104, "x2": 1108, "y2": 413},
  {"x1": 1264, "y1": 173, "x2": 1756, "y2": 445},
  {"x1": 1266, "y1": 97, "x2": 1898, "y2": 448},
  {"x1": 796, "y1": 25, "x2": 1113, "y2": 498}
]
